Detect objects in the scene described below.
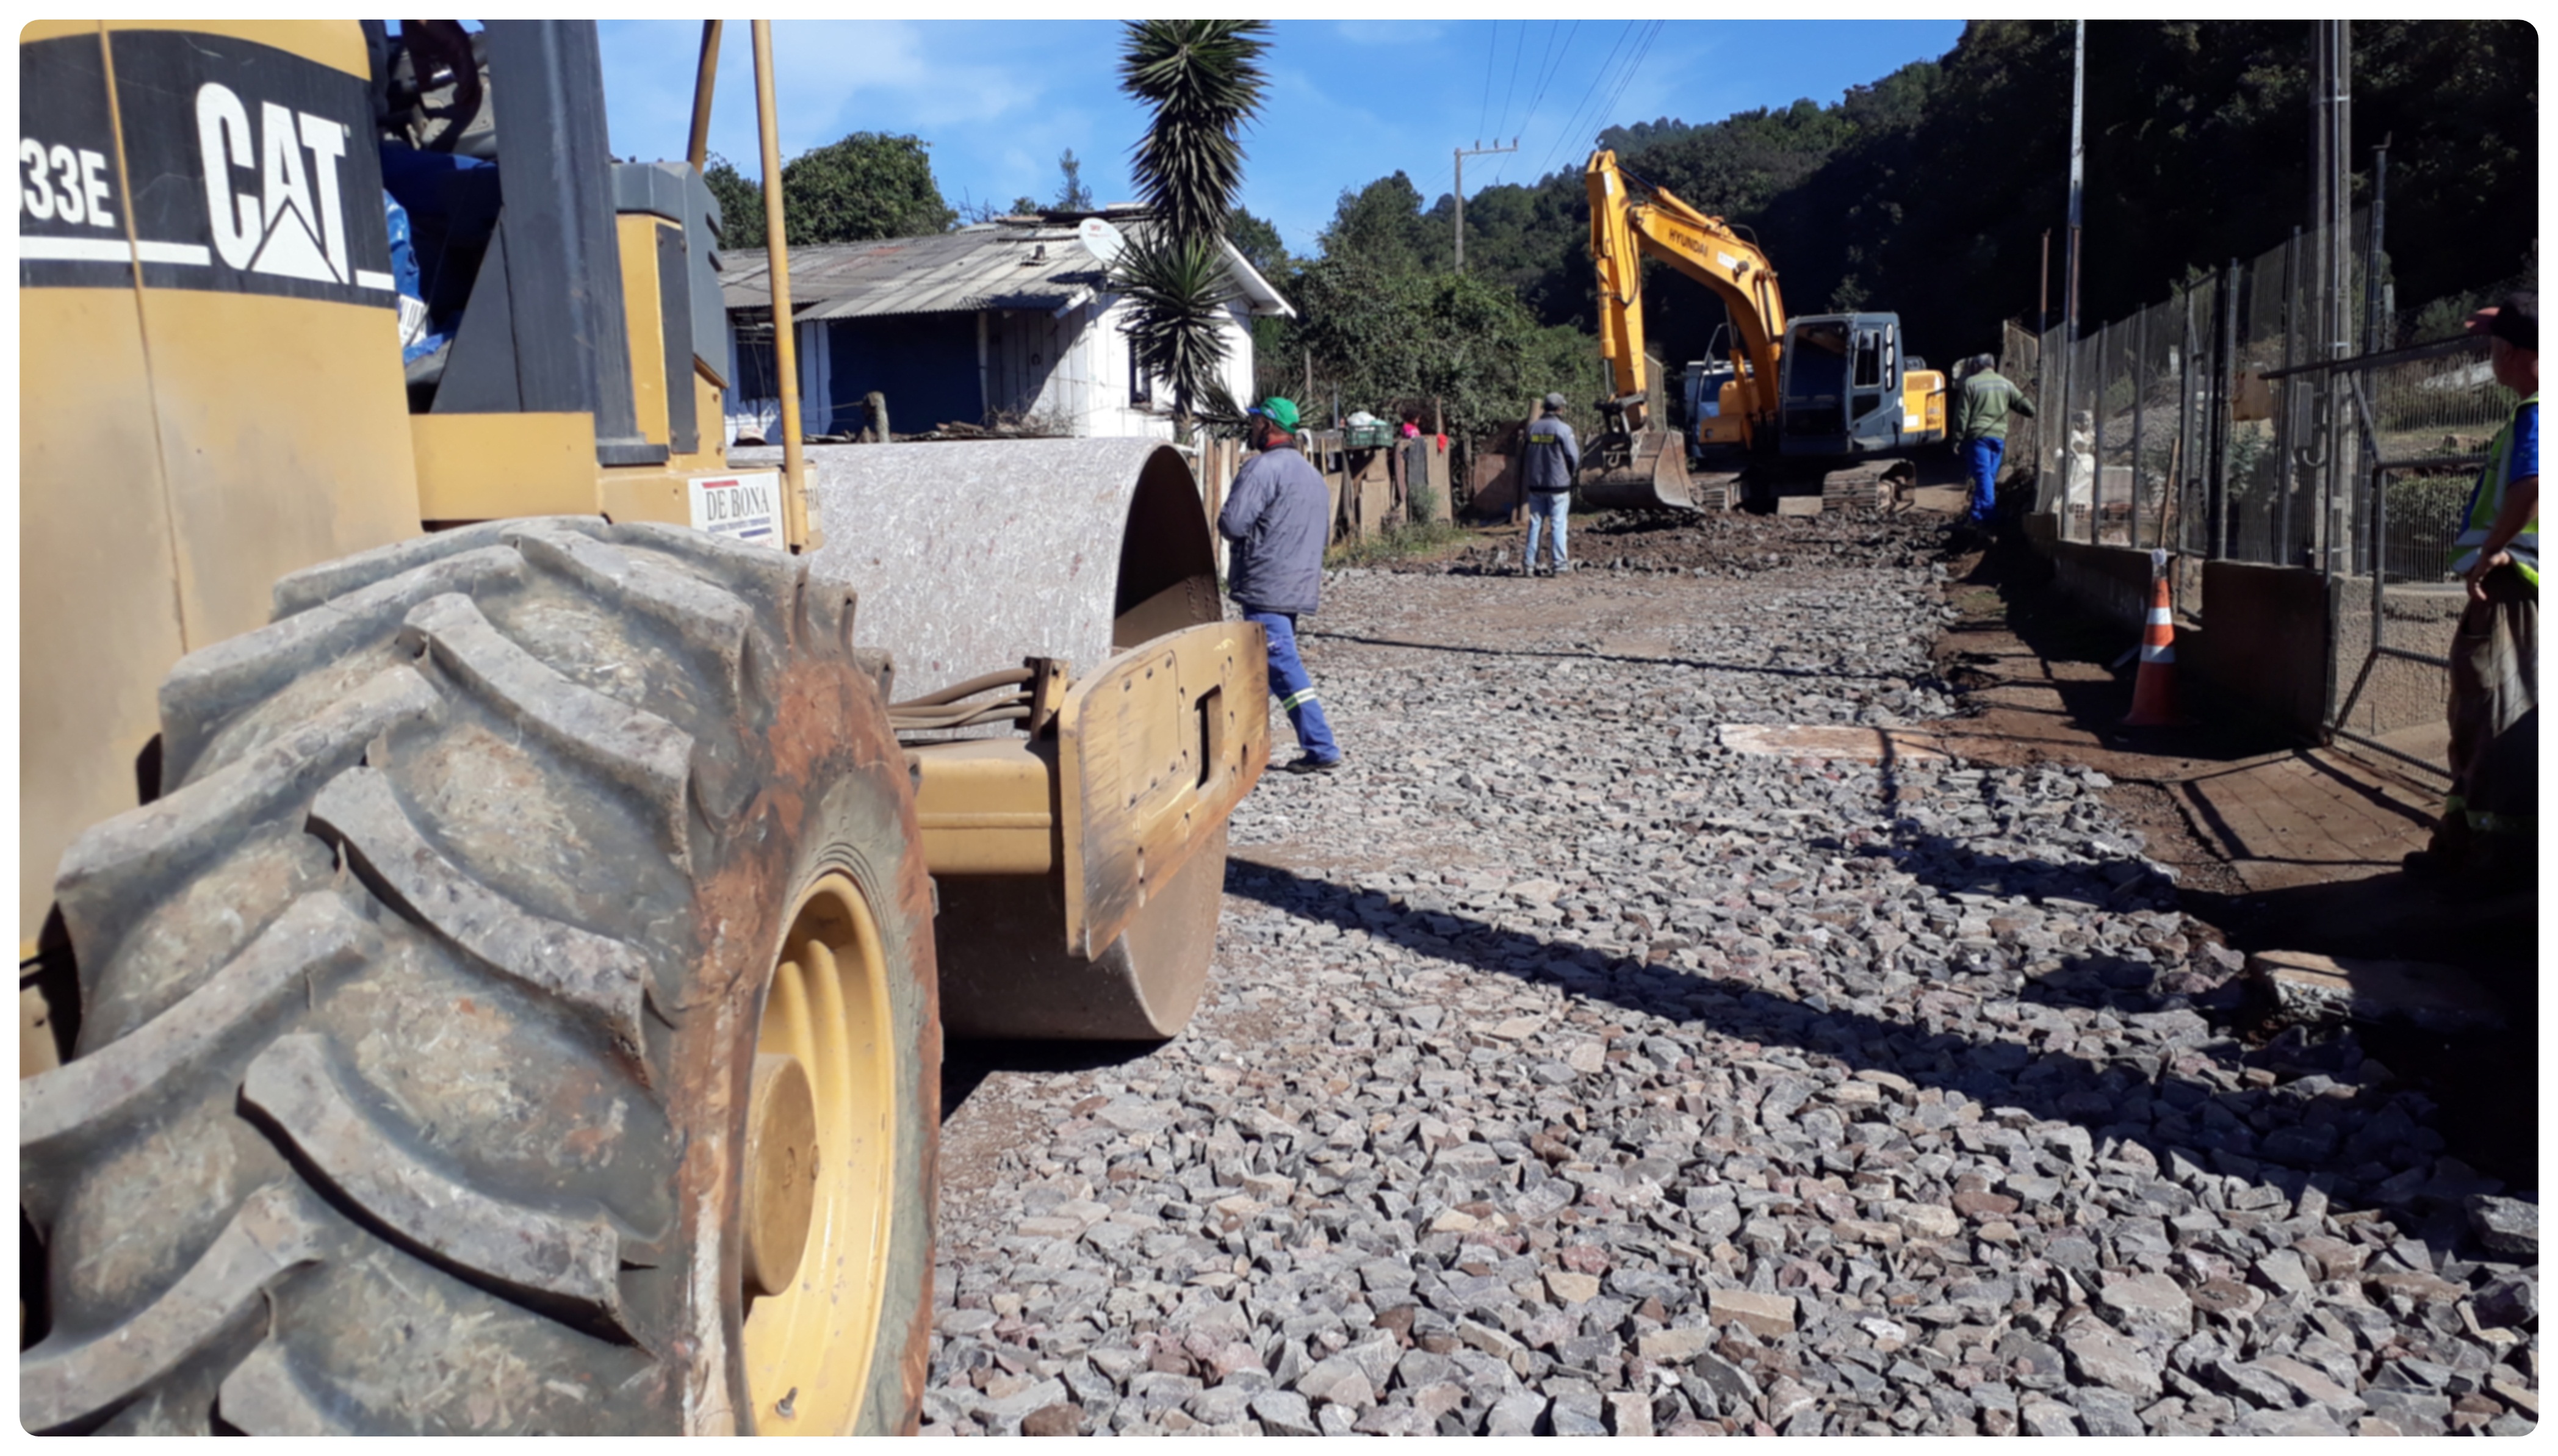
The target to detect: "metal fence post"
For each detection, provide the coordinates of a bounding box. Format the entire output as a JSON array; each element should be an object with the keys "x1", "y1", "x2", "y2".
[
  {"x1": 2131, "y1": 306, "x2": 2148, "y2": 548},
  {"x1": 2211, "y1": 258, "x2": 2238, "y2": 561},
  {"x1": 2094, "y1": 328, "x2": 2110, "y2": 543},
  {"x1": 2056, "y1": 326, "x2": 2077, "y2": 541},
  {"x1": 2176, "y1": 284, "x2": 2197, "y2": 555},
  {"x1": 2274, "y1": 226, "x2": 2300, "y2": 563}
]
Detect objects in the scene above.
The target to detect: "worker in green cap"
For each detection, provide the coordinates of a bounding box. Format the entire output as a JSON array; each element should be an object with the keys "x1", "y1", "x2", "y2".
[{"x1": 1219, "y1": 398, "x2": 1342, "y2": 773}]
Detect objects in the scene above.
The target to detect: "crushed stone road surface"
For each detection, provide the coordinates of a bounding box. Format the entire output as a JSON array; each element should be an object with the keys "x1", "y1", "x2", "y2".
[{"x1": 921, "y1": 511, "x2": 2537, "y2": 1438}]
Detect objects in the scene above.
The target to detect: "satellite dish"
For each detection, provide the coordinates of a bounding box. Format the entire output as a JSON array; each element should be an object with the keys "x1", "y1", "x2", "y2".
[{"x1": 1078, "y1": 215, "x2": 1126, "y2": 266}]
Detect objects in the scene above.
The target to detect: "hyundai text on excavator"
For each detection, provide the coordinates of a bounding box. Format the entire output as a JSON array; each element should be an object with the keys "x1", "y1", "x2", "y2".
[
  {"x1": 18, "y1": 20, "x2": 1267, "y2": 1435},
  {"x1": 1579, "y1": 148, "x2": 1948, "y2": 511}
]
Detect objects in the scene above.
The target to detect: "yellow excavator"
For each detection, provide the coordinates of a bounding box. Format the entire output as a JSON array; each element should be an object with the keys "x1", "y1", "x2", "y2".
[
  {"x1": 1580, "y1": 148, "x2": 1947, "y2": 511},
  {"x1": 20, "y1": 20, "x2": 1264, "y2": 1435}
]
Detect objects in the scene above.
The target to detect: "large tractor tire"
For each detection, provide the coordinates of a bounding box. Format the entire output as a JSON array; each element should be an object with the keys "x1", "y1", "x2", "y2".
[{"x1": 18, "y1": 519, "x2": 939, "y2": 1435}]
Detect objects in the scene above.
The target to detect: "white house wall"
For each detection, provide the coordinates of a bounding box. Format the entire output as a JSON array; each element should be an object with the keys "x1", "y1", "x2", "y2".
[{"x1": 728, "y1": 290, "x2": 1263, "y2": 445}]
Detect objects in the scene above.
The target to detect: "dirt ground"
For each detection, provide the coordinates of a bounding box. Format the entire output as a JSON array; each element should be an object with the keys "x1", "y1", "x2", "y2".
[{"x1": 1926, "y1": 530, "x2": 2537, "y2": 1187}]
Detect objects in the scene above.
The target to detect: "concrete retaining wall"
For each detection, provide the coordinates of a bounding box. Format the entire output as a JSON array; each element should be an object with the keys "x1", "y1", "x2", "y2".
[
  {"x1": 2047, "y1": 539, "x2": 2158, "y2": 631},
  {"x1": 2017, "y1": 515, "x2": 2463, "y2": 753},
  {"x1": 2186, "y1": 560, "x2": 2331, "y2": 741},
  {"x1": 2020, "y1": 522, "x2": 2341, "y2": 743}
]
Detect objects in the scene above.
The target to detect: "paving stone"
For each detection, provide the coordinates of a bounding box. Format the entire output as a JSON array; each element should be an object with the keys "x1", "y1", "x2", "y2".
[
  {"x1": 969, "y1": 1377, "x2": 1070, "y2": 1432},
  {"x1": 2020, "y1": 1399, "x2": 2082, "y2": 1436},
  {"x1": 2249, "y1": 1354, "x2": 2367, "y2": 1418},
  {"x1": 2100, "y1": 1273, "x2": 2195, "y2": 1337},
  {"x1": 1707, "y1": 1289, "x2": 1798, "y2": 1338},
  {"x1": 1019, "y1": 1402, "x2": 1083, "y2": 1437},
  {"x1": 1545, "y1": 1270, "x2": 1602, "y2": 1306},
  {"x1": 1637, "y1": 1327, "x2": 1716, "y2": 1363},
  {"x1": 1486, "y1": 1391, "x2": 1549, "y2": 1438},
  {"x1": 1249, "y1": 1389, "x2": 1317, "y2": 1436},
  {"x1": 2466, "y1": 1196, "x2": 2537, "y2": 1258},
  {"x1": 911, "y1": 537, "x2": 2508, "y2": 1441},
  {"x1": 1550, "y1": 1391, "x2": 1609, "y2": 1436},
  {"x1": 2070, "y1": 1386, "x2": 2144, "y2": 1436},
  {"x1": 2063, "y1": 1321, "x2": 2163, "y2": 1400},
  {"x1": 1607, "y1": 1390, "x2": 1655, "y2": 1436}
]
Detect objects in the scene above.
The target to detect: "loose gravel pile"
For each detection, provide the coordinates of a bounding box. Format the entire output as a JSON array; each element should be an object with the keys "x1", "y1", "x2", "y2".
[{"x1": 919, "y1": 526, "x2": 2537, "y2": 1438}]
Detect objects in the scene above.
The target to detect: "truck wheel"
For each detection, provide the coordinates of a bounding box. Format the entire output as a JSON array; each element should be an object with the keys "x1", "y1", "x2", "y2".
[{"x1": 18, "y1": 519, "x2": 939, "y2": 1435}]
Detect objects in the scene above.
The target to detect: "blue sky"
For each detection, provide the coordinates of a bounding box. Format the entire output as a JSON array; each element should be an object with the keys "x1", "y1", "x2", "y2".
[{"x1": 597, "y1": 20, "x2": 1967, "y2": 256}]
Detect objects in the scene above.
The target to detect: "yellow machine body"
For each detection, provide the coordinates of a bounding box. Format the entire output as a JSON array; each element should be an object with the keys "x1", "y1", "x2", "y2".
[
  {"x1": 20, "y1": 24, "x2": 805, "y2": 960},
  {"x1": 19, "y1": 21, "x2": 428, "y2": 957},
  {"x1": 20, "y1": 20, "x2": 1252, "y2": 1037},
  {"x1": 19, "y1": 19, "x2": 1265, "y2": 1435},
  {"x1": 1582, "y1": 148, "x2": 1947, "y2": 510}
]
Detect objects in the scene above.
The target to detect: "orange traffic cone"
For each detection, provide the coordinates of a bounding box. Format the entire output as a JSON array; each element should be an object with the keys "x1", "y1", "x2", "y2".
[{"x1": 2122, "y1": 567, "x2": 2188, "y2": 726}]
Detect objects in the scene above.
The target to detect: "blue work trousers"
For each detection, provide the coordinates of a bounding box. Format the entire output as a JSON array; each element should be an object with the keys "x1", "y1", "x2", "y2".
[
  {"x1": 1966, "y1": 437, "x2": 2005, "y2": 522},
  {"x1": 1524, "y1": 489, "x2": 1570, "y2": 569},
  {"x1": 1244, "y1": 610, "x2": 1340, "y2": 763}
]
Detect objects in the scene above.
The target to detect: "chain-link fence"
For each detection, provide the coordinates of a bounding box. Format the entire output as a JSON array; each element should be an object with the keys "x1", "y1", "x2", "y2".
[
  {"x1": 2025, "y1": 207, "x2": 2521, "y2": 574},
  {"x1": 2005, "y1": 207, "x2": 2528, "y2": 776}
]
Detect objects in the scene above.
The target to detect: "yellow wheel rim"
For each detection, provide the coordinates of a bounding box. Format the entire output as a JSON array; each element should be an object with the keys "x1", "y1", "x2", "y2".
[{"x1": 742, "y1": 873, "x2": 898, "y2": 1434}]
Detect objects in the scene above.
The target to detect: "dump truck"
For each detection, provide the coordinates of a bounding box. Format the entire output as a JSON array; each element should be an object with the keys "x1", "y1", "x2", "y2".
[
  {"x1": 1580, "y1": 148, "x2": 1948, "y2": 511},
  {"x1": 18, "y1": 20, "x2": 1264, "y2": 1435}
]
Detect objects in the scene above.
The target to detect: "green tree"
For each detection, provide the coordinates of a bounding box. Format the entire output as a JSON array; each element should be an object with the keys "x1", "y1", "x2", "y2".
[
  {"x1": 1227, "y1": 206, "x2": 1288, "y2": 280},
  {"x1": 1290, "y1": 256, "x2": 1574, "y2": 441},
  {"x1": 778, "y1": 131, "x2": 956, "y2": 243},
  {"x1": 1319, "y1": 173, "x2": 1447, "y2": 275},
  {"x1": 702, "y1": 153, "x2": 765, "y2": 250},
  {"x1": 1054, "y1": 149, "x2": 1093, "y2": 211},
  {"x1": 700, "y1": 136, "x2": 957, "y2": 248},
  {"x1": 1113, "y1": 19, "x2": 1272, "y2": 431}
]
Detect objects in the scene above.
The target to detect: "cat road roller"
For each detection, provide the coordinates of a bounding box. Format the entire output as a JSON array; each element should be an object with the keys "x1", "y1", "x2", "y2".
[{"x1": 18, "y1": 20, "x2": 1267, "y2": 1435}]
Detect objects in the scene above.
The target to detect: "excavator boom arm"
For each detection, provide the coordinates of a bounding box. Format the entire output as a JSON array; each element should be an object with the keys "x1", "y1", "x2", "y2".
[{"x1": 1584, "y1": 150, "x2": 1787, "y2": 442}]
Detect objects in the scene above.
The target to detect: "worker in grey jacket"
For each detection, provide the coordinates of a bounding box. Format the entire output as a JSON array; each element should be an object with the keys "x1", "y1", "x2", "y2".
[
  {"x1": 1219, "y1": 397, "x2": 1342, "y2": 773},
  {"x1": 1521, "y1": 392, "x2": 1580, "y2": 574}
]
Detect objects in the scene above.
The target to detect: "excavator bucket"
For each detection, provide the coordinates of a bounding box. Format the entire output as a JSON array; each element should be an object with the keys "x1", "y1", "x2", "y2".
[{"x1": 1581, "y1": 428, "x2": 1702, "y2": 512}]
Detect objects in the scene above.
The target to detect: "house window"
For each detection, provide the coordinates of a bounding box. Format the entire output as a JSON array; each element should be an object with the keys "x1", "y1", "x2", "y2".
[{"x1": 1129, "y1": 337, "x2": 1152, "y2": 407}]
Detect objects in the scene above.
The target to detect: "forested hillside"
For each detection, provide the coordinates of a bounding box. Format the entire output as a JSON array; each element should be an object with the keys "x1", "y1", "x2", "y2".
[{"x1": 1269, "y1": 20, "x2": 2535, "y2": 418}]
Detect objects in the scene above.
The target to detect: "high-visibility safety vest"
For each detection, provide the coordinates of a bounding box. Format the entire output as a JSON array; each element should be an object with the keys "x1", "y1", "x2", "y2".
[{"x1": 2452, "y1": 391, "x2": 2538, "y2": 589}]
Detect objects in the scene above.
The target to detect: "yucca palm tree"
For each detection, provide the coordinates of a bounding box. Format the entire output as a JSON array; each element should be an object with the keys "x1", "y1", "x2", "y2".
[{"x1": 1114, "y1": 19, "x2": 1270, "y2": 434}]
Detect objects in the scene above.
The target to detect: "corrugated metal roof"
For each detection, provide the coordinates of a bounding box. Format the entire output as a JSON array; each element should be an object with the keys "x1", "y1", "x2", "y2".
[
  {"x1": 718, "y1": 213, "x2": 1294, "y2": 322},
  {"x1": 719, "y1": 220, "x2": 1104, "y2": 320}
]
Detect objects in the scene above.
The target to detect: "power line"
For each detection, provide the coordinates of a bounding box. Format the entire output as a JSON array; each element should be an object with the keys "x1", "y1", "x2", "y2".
[
  {"x1": 1537, "y1": 21, "x2": 1632, "y2": 181},
  {"x1": 1475, "y1": 21, "x2": 1498, "y2": 145},
  {"x1": 1595, "y1": 20, "x2": 1666, "y2": 151},
  {"x1": 1493, "y1": 20, "x2": 1571, "y2": 187},
  {"x1": 1536, "y1": 19, "x2": 1638, "y2": 182},
  {"x1": 1494, "y1": 18, "x2": 1527, "y2": 144},
  {"x1": 1524, "y1": 21, "x2": 1575, "y2": 133}
]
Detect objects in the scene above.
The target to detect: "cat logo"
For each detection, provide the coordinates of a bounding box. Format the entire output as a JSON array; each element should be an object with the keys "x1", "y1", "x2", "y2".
[
  {"x1": 195, "y1": 81, "x2": 375, "y2": 287},
  {"x1": 18, "y1": 29, "x2": 396, "y2": 300}
]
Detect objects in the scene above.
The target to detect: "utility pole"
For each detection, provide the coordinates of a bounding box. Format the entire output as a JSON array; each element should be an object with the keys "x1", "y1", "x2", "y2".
[
  {"x1": 2057, "y1": 21, "x2": 2086, "y2": 535},
  {"x1": 2039, "y1": 229, "x2": 2051, "y2": 335},
  {"x1": 1454, "y1": 140, "x2": 1517, "y2": 271}
]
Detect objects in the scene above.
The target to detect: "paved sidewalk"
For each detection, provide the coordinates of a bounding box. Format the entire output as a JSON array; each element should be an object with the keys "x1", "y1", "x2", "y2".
[{"x1": 2171, "y1": 749, "x2": 2436, "y2": 897}]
